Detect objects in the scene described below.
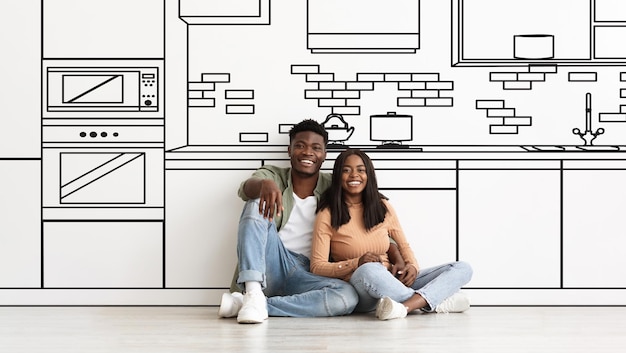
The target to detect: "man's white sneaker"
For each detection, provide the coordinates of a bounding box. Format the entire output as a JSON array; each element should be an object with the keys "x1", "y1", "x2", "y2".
[
  {"x1": 237, "y1": 290, "x2": 268, "y2": 324},
  {"x1": 434, "y1": 291, "x2": 470, "y2": 313},
  {"x1": 376, "y1": 296, "x2": 408, "y2": 321},
  {"x1": 217, "y1": 292, "x2": 244, "y2": 318}
]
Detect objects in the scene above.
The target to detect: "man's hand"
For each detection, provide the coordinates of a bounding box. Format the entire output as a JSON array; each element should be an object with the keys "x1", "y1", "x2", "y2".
[
  {"x1": 387, "y1": 243, "x2": 405, "y2": 277},
  {"x1": 358, "y1": 252, "x2": 382, "y2": 267},
  {"x1": 395, "y1": 264, "x2": 418, "y2": 287},
  {"x1": 258, "y1": 179, "x2": 284, "y2": 221}
]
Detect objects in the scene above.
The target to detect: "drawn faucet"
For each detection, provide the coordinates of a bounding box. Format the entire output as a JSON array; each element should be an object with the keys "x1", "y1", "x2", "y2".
[{"x1": 572, "y1": 92, "x2": 604, "y2": 145}]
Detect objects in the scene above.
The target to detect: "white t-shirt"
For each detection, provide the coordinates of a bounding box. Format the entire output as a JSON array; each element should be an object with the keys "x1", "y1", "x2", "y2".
[{"x1": 278, "y1": 193, "x2": 317, "y2": 258}]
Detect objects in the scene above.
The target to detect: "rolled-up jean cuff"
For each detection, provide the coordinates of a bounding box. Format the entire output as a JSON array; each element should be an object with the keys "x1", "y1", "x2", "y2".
[
  {"x1": 237, "y1": 270, "x2": 266, "y2": 290},
  {"x1": 415, "y1": 290, "x2": 435, "y2": 312}
]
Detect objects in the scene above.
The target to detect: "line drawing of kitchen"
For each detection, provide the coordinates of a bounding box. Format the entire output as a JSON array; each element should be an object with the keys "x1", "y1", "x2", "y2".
[{"x1": 1, "y1": 0, "x2": 626, "y2": 306}]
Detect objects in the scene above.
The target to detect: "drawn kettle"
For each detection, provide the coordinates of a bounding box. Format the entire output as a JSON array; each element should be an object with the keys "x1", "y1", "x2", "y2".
[{"x1": 321, "y1": 113, "x2": 355, "y2": 145}]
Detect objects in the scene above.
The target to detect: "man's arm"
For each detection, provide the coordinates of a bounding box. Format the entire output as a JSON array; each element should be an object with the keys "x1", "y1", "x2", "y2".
[
  {"x1": 387, "y1": 242, "x2": 404, "y2": 277},
  {"x1": 241, "y1": 177, "x2": 264, "y2": 199},
  {"x1": 387, "y1": 243, "x2": 417, "y2": 286}
]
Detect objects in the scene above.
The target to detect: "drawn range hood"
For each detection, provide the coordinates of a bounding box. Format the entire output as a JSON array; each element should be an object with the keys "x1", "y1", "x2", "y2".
[{"x1": 307, "y1": 0, "x2": 421, "y2": 53}]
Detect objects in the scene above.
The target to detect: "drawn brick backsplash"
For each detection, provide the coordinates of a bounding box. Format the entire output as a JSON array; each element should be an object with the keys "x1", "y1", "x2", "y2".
[{"x1": 291, "y1": 65, "x2": 454, "y2": 116}]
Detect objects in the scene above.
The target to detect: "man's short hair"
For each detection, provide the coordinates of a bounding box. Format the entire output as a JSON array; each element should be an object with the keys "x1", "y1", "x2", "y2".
[{"x1": 289, "y1": 119, "x2": 328, "y2": 146}]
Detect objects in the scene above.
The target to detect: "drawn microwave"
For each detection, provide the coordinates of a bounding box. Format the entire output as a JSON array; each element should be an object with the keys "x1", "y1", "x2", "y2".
[{"x1": 46, "y1": 67, "x2": 159, "y2": 113}]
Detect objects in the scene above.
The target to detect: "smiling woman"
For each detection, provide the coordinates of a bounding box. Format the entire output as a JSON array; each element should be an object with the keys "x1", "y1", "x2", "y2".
[{"x1": 311, "y1": 148, "x2": 473, "y2": 320}]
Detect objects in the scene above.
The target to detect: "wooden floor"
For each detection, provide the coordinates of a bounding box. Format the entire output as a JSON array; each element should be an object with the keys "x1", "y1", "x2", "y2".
[{"x1": 1, "y1": 306, "x2": 624, "y2": 353}]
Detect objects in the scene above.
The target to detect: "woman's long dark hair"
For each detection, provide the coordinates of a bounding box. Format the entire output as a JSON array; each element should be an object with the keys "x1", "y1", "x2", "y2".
[{"x1": 317, "y1": 149, "x2": 388, "y2": 230}]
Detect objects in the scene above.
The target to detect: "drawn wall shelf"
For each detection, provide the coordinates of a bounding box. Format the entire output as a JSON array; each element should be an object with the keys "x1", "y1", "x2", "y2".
[
  {"x1": 179, "y1": 0, "x2": 270, "y2": 25},
  {"x1": 452, "y1": 0, "x2": 626, "y2": 66}
]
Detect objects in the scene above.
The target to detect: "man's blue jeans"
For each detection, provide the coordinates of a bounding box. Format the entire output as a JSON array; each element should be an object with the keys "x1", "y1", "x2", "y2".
[
  {"x1": 350, "y1": 261, "x2": 473, "y2": 313},
  {"x1": 236, "y1": 199, "x2": 358, "y2": 317}
]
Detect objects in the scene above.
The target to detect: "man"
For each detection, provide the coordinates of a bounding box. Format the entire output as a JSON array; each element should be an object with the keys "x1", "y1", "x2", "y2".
[{"x1": 218, "y1": 119, "x2": 359, "y2": 324}]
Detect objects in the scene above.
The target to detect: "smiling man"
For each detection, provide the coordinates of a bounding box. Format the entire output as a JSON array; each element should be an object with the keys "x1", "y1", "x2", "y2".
[{"x1": 218, "y1": 119, "x2": 359, "y2": 324}]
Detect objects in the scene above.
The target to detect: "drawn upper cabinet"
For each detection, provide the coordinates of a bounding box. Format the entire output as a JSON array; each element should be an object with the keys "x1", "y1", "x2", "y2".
[
  {"x1": 307, "y1": 0, "x2": 420, "y2": 54},
  {"x1": 43, "y1": 0, "x2": 164, "y2": 59},
  {"x1": 179, "y1": 0, "x2": 270, "y2": 25},
  {"x1": 453, "y1": 0, "x2": 626, "y2": 66}
]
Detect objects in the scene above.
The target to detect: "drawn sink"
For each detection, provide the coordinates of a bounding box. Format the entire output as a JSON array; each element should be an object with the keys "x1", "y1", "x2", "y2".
[
  {"x1": 524, "y1": 145, "x2": 622, "y2": 152},
  {"x1": 576, "y1": 145, "x2": 621, "y2": 151}
]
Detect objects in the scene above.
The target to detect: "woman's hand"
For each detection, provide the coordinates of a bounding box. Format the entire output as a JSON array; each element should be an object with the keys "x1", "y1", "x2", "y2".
[
  {"x1": 358, "y1": 252, "x2": 382, "y2": 267},
  {"x1": 395, "y1": 264, "x2": 418, "y2": 287}
]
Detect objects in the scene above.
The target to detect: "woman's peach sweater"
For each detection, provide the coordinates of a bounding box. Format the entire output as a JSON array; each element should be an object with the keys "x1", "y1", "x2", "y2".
[{"x1": 311, "y1": 199, "x2": 418, "y2": 281}]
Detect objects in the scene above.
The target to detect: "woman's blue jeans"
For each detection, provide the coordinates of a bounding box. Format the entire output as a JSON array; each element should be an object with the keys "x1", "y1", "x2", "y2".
[
  {"x1": 350, "y1": 261, "x2": 473, "y2": 313},
  {"x1": 236, "y1": 199, "x2": 358, "y2": 317}
]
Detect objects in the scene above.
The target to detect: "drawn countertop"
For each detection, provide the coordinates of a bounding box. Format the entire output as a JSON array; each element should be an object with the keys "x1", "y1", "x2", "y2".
[{"x1": 165, "y1": 145, "x2": 626, "y2": 170}]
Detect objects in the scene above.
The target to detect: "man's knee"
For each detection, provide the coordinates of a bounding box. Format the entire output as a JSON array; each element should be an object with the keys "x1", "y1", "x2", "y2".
[
  {"x1": 239, "y1": 199, "x2": 263, "y2": 221},
  {"x1": 325, "y1": 282, "x2": 358, "y2": 316}
]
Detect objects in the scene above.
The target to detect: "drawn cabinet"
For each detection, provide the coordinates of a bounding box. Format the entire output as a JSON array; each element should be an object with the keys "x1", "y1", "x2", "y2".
[
  {"x1": 163, "y1": 158, "x2": 457, "y2": 289},
  {"x1": 307, "y1": 0, "x2": 420, "y2": 53},
  {"x1": 375, "y1": 160, "x2": 458, "y2": 268},
  {"x1": 383, "y1": 190, "x2": 457, "y2": 268},
  {"x1": 165, "y1": 168, "x2": 254, "y2": 288},
  {"x1": 562, "y1": 161, "x2": 626, "y2": 288},
  {"x1": 594, "y1": 0, "x2": 626, "y2": 59},
  {"x1": 452, "y1": 0, "x2": 626, "y2": 65},
  {"x1": 42, "y1": 0, "x2": 164, "y2": 58},
  {"x1": 0, "y1": 0, "x2": 40, "y2": 157},
  {"x1": 0, "y1": 161, "x2": 41, "y2": 288},
  {"x1": 43, "y1": 222, "x2": 163, "y2": 288},
  {"x1": 457, "y1": 160, "x2": 562, "y2": 288}
]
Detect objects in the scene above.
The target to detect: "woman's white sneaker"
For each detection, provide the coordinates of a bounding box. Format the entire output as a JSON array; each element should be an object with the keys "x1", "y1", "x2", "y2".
[
  {"x1": 376, "y1": 296, "x2": 408, "y2": 321},
  {"x1": 434, "y1": 292, "x2": 470, "y2": 313}
]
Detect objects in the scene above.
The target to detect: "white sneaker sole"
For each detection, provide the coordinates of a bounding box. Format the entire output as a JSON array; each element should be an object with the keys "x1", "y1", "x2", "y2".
[{"x1": 237, "y1": 313, "x2": 268, "y2": 324}]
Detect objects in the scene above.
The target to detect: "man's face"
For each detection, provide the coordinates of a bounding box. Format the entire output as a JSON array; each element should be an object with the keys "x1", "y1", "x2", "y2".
[{"x1": 288, "y1": 131, "x2": 327, "y2": 178}]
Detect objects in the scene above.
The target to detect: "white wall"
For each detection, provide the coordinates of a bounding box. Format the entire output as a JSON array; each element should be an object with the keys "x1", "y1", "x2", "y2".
[{"x1": 1, "y1": 0, "x2": 626, "y2": 306}]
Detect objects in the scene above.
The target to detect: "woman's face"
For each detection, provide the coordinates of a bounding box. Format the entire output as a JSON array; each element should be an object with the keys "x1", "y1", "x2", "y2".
[{"x1": 341, "y1": 154, "x2": 367, "y2": 198}]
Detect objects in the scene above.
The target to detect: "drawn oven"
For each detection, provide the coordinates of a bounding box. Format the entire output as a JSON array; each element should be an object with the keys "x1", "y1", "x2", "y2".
[{"x1": 42, "y1": 125, "x2": 164, "y2": 221}]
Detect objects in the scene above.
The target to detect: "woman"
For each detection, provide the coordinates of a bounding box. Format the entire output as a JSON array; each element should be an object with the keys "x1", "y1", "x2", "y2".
[{"x1": 310, "y1": 149, "x2": 473, "y2": 320}]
